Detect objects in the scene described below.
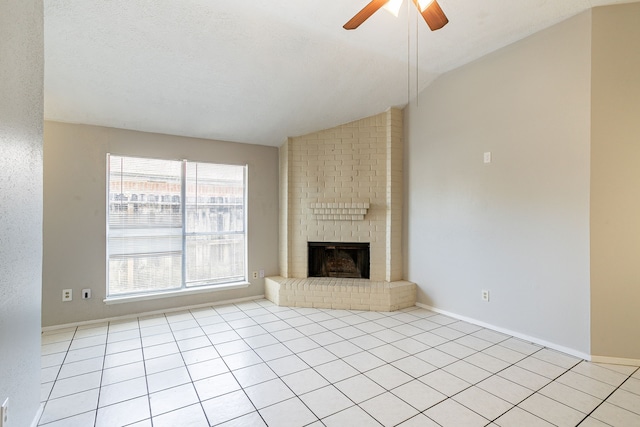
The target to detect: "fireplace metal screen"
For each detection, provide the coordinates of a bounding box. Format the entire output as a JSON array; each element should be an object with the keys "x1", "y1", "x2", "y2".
[{"x1": 308, "y1": 242, "x2": 370, "y2": 279}]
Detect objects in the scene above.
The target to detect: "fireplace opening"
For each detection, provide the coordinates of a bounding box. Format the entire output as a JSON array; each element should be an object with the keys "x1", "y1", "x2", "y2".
[{"x1": 308, "y1": 242, "x2": 370, "y2": 279}]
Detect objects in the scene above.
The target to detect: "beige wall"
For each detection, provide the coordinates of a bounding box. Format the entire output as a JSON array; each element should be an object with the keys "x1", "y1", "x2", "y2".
[
  {"x1": 591, "y1": 3, "x2": 640, "y2": 360},
  {"x1": 43, "y1": 122, "x2": 279, "y2": 326},
  {"x1": 405, "y1": 12, "x2": 593, "y2": 355},
  {"x1": 0, "y1": 0, "x2": 43, "y2": 425},
  {"x1": 280, "y1": 109, "x2": 403, "y2": 282}
]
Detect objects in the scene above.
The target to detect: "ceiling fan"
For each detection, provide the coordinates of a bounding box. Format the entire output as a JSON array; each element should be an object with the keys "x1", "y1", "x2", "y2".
[{"x1": 344, "y1": 0, "x2": 449, "y2": 31}]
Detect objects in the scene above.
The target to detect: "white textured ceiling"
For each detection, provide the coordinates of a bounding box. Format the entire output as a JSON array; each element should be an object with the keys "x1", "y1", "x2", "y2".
[{"x1": 44, "y1": 0, "x2": 631, "y2": 146}]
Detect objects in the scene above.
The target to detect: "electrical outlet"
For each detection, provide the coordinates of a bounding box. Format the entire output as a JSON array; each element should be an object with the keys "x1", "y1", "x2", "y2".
[
  {"x1": 82, "y1": 289, "x2": 91, "y2": 299},
  {"x1": 1, "y1": 397, "x2": 8, "y2": 427},
  {"x1": 252, "y1": 271, "x2": 258, "y2": 279},
  {"x1": 259, "y1": 269, "x2": 265, "y2": 278},
  {"x1": 62, "y1": 289, "x2": 72, "y2": 302},
  {"x1": 481, "y1": 290, "x2": 490, "y2": 302}
]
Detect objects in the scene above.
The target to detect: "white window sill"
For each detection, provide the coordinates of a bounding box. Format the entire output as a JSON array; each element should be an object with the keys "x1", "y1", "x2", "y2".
[{"x1": 104, "y1": 281, "x2": 251, "y2": 305}]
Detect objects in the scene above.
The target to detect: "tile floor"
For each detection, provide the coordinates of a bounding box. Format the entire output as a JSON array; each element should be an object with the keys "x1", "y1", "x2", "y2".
[{"x1": 39, "y1": 300, "x2": 640, "y2": 426}]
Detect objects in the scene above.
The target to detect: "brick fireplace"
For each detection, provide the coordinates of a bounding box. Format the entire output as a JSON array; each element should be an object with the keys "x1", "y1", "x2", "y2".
[{"x1": 266, "y1": 108, "x2": 416, "y2": 311}]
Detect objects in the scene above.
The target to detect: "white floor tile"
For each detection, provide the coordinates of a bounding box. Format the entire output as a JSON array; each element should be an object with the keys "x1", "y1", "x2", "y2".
[
  {"x1": 313, "y1": 359, "x2": 359, "y2": 383},
  {"x1": 414, "y1": 348, "x2": 458, "y2": 368},
  {"x1": 392, "y1": 379, "x2": 447, "y2": 411},
  {"x1": 606, "y1": 388, "x2": 640, "y2": 415},
  {"x1": 201, "y1": 390, "x2": 255, "y2": 425},
  {"x1": 259, "y1": 397, "x2": 317, "y2": 427},
  {"x1": 368, "y1": 343, "x2": 410, "y2": 362},
  {"x1": 282, "y1": 368, "x2": 330, "y2": 395},
  {"x1": 98, "y1": 376, "x2": 147, "y2": 407},
  {"x1": 187, "y1": 356, "x2": 229, "y2": 381},
  {"x1": 516, "y1": 355, "x2": 568, "y2": 379},
  {"x1": 392, "y1": 355, "x2": 438, "y2": 378},
  {"x1": 572, "y1": 361, "x2": 630, "y2": 387},
  {"x1": 621, "y1": 376, "x2": 640, "y2": 396},
  {"x1": 245, "y1": 378, "x2": 295, "y2": 409},
  {"x1": 443, "y1": 360, "x2": 492, "y2": 384},
  {"x1": 464, "y1": 352, "x2": 510, "y2": 373},
  {"x1": 152, "y1": 403, "x2": 209, "y2": 427},
  {"x1": 342, "y1": 351, "x2": 385, "y2": 372},
  {"x1": 300, "y1": 385, "x2": 353, "y2": 419},
  {"x1": 105, "y1": 338, "x2": 141, "y2": 355},
  {"x1": 95, "y1": 395, "x2": 150, "y2": 427},
  {"x1": 64, "y1": 345, "x2": 106, "y2": 364},
  {"x1": 453, "y1": 386, "x2": 512, "y2": 420},
  {"x1": 359, "y1": 392, "x2": 419, "y2": 427},
  {"x1": 419, "y1": 369, "x2": 471, "y2": 397},
  {"x1": 194, "y1": 372, "x2": 241, "y2": 401},
  {"x1": 243, "y1": 333, "x2": 279, "y2": 349},
  {"x1": 221, "y1": 349, "x2": 262, "y2": 370},
  {"x1": 233, "y1": 363, "x2": 277, "y2": 388},
  {"x1": 425, "y1": 399, "x2": 489, "y2": 427},
  {"x1": 322, "y1": 405, "x2": 381, "y2": 427},
  {"x1": 482, "y1": 345, "x2": 527, "y2": 364},
  {"x1": 181, "y1": 346, "x2": 220, "y2": 365},
  {"x1": 49, "y1": 371, "x2": 102, "y2": 399},
  {"x1": 500, "y1": 338, "x2": 542, "y2": 355},
  {"x1": 266, "y1": 354, "x2": 310, "y2": 376},
  {"x1": 430, "y1": 326, "x2": 466, "y2": 340},
  {"x1": 39, "y1": 389, "x2": 99, "y2": 425},
  {"x1": 144, "y1": 353, "x2": 184, "y2": 375},
  {"x1": 531, "y1": 348, "x2": 581, "y2": 369},
  {"x1": 365, "y1": 364, "x2": 413, "y2": 389},
  {"x1": 176, "y1": 336, "x2": 211, "y2": 352},
  {"x1": 519, "y1": 393, "x2": 585, "y2": 426},
  {"x1": 334, "y1": 374, "x2": 386, "y2": 404},
  {"x1": 149, "y1": 383, "x2": 199, "y2": 417},
  {"x1": 453, "y1": 335, "x2": 493, "y2": 351},
  {"x1": 397, "y1": 413, "x2": 441, "y2": 426},
  {"x1": 217, "y1": 411, "x2": 267, "y2": 427},
  {"x1": 538, "y1": 381, "x2": 602, "y2": 414},
  {"x1": 297, "y1": 347, "x2": 338, "y2": 367},
  {"x1": 494, "y1": 407, "x2": 554, "y2": 427},
  {"x1": 555, "y1": 371, "x2": 616, "y2": 399},
  {"x1": 254, "y1": 343, "x2": 292, "y2": 361},
  {"x1": 477, "y1": 375, "x2": 534, "y2": 405},
  {"x1": 147, "y1": 366, "x2": 192, "y2": 393},
  {"x1": 349, "y1": 333, "x2": 386, "y2": 350},
  {"x1": 38, "y1": 410, "x2": 96, "y2": 427},
  {"x1": 437, "y1": 341, "x2": 477, "y2": 359},
  {"x1": 103, "y1": 348, "x2": 143, "y2": 369},
  {"x1": 498, "y1": 366, "x2": 551, "y2": 391},
  {"x1": 324, "y1": 340, "x2": 362, "y2": 358},
  {"x1": 215, "y1": 339, "x2": 251, "y2": 356}
]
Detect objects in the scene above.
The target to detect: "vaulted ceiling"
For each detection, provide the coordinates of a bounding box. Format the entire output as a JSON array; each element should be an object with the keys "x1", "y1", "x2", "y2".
[{"x1": 44, "y1": 0, "x2": 631, "y2": 146}]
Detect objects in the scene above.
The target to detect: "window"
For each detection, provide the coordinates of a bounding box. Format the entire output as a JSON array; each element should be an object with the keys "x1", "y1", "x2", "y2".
[{"x1": 107, "y1": 155, "x2": 246, "y2": 298}]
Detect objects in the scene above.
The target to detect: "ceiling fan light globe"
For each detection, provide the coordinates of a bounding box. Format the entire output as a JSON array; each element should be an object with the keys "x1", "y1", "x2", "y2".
[
  {"x1": 383, "y1": 0, "x2": 404, "y2": 17},
  {"x1": 417, "y1": 0, "x2": 434, "y2": 12}
]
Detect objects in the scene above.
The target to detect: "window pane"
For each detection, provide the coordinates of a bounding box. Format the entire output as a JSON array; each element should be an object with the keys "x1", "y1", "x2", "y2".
[
  {"x1": 185, "y1": 163, "x2": 245, "y2": 234},
  {"x1": 108, "y1": 156, "x2": 183, "y2": 296},
  {"x1": 185, "y1": 234, "x2": 245, "y2": 286}
]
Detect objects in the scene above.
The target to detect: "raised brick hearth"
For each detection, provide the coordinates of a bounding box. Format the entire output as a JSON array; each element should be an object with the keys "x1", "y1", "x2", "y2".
[{"x1": 265, "y1": 277, "x2": 417, "y2": 312}]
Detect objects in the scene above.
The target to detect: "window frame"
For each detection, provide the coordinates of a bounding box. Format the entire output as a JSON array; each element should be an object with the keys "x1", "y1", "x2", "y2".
[{"x1": 106, "y1": 153, "x2": 249, "y2": 301}]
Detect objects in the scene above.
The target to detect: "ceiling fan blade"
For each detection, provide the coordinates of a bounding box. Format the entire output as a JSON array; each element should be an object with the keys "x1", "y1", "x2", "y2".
[
  {"x1": 343, "y1": 0, "x2": 390, "y2": 30},
  {"x1": 413, "y1": 0, "x2": 449, "y2": 31}
]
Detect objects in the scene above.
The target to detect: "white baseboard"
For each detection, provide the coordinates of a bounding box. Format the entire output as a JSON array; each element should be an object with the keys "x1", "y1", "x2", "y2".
[
  {"x1": 42, "y1": 294, "x2": 265, "y2": 332},
  {"x1": 31, "y1": 403, "x2": 44, "y2": 427},
  {"x1": 415, "y1": 302, "x2": 591, "y2": 361},
  {"x1": 590, "y1": 355, "x2": 640, "y2": 367}
]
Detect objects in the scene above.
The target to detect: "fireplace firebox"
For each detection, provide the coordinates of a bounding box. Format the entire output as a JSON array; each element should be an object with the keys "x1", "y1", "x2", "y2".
[{"x1": 308, "y1": 242, "x2": 370, "y2": 279}]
